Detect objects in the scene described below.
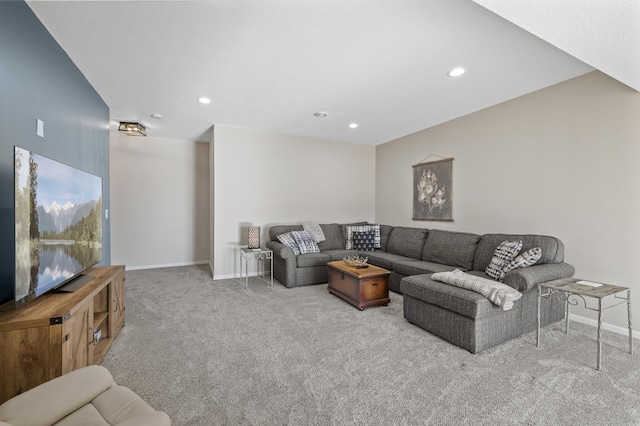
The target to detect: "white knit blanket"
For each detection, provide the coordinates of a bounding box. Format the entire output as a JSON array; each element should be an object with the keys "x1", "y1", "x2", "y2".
[
  {"x1": 431, "y1": 269, "x2": 522, "y2": 311},
  {"x1": 302, "y1": 222, "x2": 325, "y2": 243}
]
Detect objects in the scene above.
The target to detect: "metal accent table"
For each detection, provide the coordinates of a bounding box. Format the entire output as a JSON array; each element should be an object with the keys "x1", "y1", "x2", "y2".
[
  {"x1": 537, "y1": 278, "x2": 632, "y2": 371},
  {"x1": 240, "y1": 248, "x2": 273, "y2": 289}
]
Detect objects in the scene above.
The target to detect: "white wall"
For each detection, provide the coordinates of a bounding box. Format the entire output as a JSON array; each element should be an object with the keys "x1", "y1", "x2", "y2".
[
  {"x1": 376, "y1": 71, "x2": 640, "y2": 331},
  {"x1": 110, "y1": 132, "x2": 210, "y2": 269},
  {"x1": 213, "y1": 125, "x2": 376, "y2": 279}
]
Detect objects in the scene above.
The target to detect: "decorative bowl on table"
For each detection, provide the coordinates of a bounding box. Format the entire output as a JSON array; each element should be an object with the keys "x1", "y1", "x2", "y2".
[{"x1": 343, "y1": 256, "x2": 368, "y2": 268}]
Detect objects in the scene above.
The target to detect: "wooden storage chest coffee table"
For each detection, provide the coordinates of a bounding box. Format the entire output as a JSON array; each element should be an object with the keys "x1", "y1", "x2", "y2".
[{"x1": 327, "y1": 261, "x2": 390, "y2": 310}]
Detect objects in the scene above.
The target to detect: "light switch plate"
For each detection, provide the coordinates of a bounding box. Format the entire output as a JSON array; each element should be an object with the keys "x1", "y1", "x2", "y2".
[{"x1": 37, "y1": 119, "x2": 44, "y2": 137}]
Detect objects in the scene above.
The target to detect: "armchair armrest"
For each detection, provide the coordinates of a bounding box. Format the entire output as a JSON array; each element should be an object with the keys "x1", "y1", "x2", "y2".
[
  {"x1": 114, "y1": 411, "x2": 171, "y2": 426},
  {"x1": 0, "y1": 365, "x2": 114, "y2": 426},
  {"x1": 503, "y1": 262, "x2": 575, "y2": 292}
]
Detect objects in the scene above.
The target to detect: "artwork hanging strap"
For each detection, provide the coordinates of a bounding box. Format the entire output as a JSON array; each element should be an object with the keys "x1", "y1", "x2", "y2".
[{"x1": 413, "y1": 154, "x2": 454, "y2": 168}]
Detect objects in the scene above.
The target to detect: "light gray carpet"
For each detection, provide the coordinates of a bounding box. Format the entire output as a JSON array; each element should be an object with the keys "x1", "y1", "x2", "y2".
[{"x1": 101, "y1": 265, "x2": 640, "y2": 425}]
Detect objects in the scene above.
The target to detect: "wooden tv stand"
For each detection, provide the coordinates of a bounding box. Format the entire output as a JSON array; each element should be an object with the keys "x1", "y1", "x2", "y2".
[{"x1": 0, "y1": 265, "x2": 125, "y2": 404}]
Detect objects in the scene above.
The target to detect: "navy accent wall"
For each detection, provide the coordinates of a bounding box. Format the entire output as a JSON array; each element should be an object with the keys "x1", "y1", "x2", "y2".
[{"x1": 0, "y1": 2, "x2": 111, "y2": 305}]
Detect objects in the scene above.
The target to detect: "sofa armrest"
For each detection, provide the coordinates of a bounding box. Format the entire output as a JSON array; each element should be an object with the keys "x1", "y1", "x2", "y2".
[
  {"x1": 503, "y1": 262, "x2": 575, "y2": 292},
  {"x1": 0, "y1": 365, "x2": 114, "y2": 426},
  {"x1": 266, "y1": 240, "x2": 298, "y2": 286},
  {"x1": 266, "y1": 240, "x2": 295, "y2": 260}
]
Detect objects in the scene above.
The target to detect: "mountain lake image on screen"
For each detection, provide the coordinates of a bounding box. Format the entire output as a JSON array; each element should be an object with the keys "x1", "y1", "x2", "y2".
[{"x1": 14, "y1": 146, "x2": 103, "y2": 306}]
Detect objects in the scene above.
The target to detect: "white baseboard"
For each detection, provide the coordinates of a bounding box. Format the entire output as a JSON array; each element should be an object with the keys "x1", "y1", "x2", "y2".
[
  {"x1": 213, "y1": 272, "x2": 262, "y2": 280},
  {"x1": 126, "y1": 260, "x2": 211, "y2": 271},
  {"x1": 569, "y1": 313, "x2": 640, "y2": 339}
]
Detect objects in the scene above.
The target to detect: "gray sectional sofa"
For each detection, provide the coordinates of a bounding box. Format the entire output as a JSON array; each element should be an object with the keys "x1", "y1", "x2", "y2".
[{"x1": 266, "y1": 222, "x2": 575, "y2": 353}]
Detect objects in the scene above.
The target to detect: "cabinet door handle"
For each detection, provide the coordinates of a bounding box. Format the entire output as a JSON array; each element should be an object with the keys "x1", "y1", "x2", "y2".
[
  {"x1": 113, "y1": 299, "x2": 119, "y2": 313},
  {"x1": 89, "y1": 327, "x2": 94, "y2": 345},
  {"x1": 62, "y1": 333, "x2": 69, "y2": 343}
]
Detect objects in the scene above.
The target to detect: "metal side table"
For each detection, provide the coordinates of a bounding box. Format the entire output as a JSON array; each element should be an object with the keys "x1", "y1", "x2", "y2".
[
  {"x1": 537, "y1": 278, "x2": 632, "y2": 371},
  {"x1": 240, "y1": 248, "x2": 273, "y2": 289}
]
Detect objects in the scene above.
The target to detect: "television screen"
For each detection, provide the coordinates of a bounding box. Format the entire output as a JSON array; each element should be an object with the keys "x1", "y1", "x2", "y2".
[{"x1": 14, "y1": 146, "x2": 103, "y2": 306}]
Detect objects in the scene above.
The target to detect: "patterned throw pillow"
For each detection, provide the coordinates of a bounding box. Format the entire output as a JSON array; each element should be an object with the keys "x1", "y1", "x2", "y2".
[
  {"x1": 290, "y1": 230, "x2": 320, "y2": 254},
  {"x1": 345, "y1": 224, "x2": 381, "y2": 250},
  {"x1": 352, "y1": 230, "x2": 376, "y2": 251},
  {"x1": 498, "y1": 247, "x2": 542, "y2": 281},
  {"x1": 485, "y1": 240, "x2": 522, "y2": 280},
  {"x1": 277, "y1": 232, "x2": 301, "y2": 255}
]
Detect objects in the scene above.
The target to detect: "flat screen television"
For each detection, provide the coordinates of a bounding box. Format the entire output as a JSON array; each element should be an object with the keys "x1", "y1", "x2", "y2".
[{"x1": 14, "y1": 146, "x2": 103, "y2": 307}]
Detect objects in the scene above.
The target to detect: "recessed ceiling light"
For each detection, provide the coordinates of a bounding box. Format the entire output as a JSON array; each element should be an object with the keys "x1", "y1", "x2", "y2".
[
  {"x1": 314, "y1": 111, "x2": 328, "y2": 118},
  {"x1": 198, "y1": 97, "x2": 211, "y2": 104},
  {"x1": 349, "y1": 123, "x2": 358, "y2": 129},
  {"x1": 150, "y1": 113, "x2": 162, "y2": 119},
  {"x1": 447, "y1": 67, "x2": 466, "y2": 77}
]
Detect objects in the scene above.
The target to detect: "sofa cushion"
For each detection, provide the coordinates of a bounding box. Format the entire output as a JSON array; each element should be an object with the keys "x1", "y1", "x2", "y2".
[
  {"x1": 345, "y1": 224, "x2": 381, "y2": 249},
  {"x1": 277, "y1": 232, "x2": 301, "y2": 255},
  {"x1": 499, "y1": 247, "x2": 542, "y2": 281},
  {"x1": 485, "y1": 240, "x2": 522, "y2": 280},
  {"x1": 352, "y1": 230, "x2": 376, "y2": 251},
  {"x1": 400, "y1": 274, "x2": 509, "y2": 320},
  {"x1": 91, "y1": 384, "x2": 162, "y2": 425},
  {"x1": 58, "y1": 403, "x2": 170, "y2": 426},
  {"x1": 473, "y1": 233, "x2": 565, "y2": 271},
  {"x1": 53, "y1": 404, "x2": 106, "y2": 426},
  {"x1": 296, "y1": 252, "x2": 331, "y2": 268},
  {"x1": 379, "y1": 225, "x2": 394, "y2": 251},
  {"x1": 386, "y1": 227, "x2": 428, "y2": 259},
  {"x1": 364, "y1": 251, "x2": 413, "y2": 270},
  {"x1": 317, "y1": 223, "x2": 344, "y2": 251},
  {"x1": 422, "y1": 229, "x2": 480, "y2": 270},
  {"x1": 322, "y1": 249, "x2": 360, "y2": 261},
  {"x1": 392, "y1": 260, "x2": 459, "y2": 276},
  {"x1": 291, "y1": 230, "x2": 320, "y2": 254}
]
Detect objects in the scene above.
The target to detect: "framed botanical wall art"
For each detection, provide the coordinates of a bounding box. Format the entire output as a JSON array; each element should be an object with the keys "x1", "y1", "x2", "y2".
[{"x1": 413, "y1": 157, "x2": 453, "y2": 221}]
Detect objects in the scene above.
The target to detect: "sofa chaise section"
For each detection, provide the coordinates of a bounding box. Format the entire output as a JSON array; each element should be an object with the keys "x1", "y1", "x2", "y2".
[{"x1": 401, "y1": 233, "x2": 575, "y2": 353}]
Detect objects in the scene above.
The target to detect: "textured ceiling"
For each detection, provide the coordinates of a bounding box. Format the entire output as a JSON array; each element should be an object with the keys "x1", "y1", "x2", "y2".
[{"x1": 26, "y1": 0, "x2": 607, "y2": 145}]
